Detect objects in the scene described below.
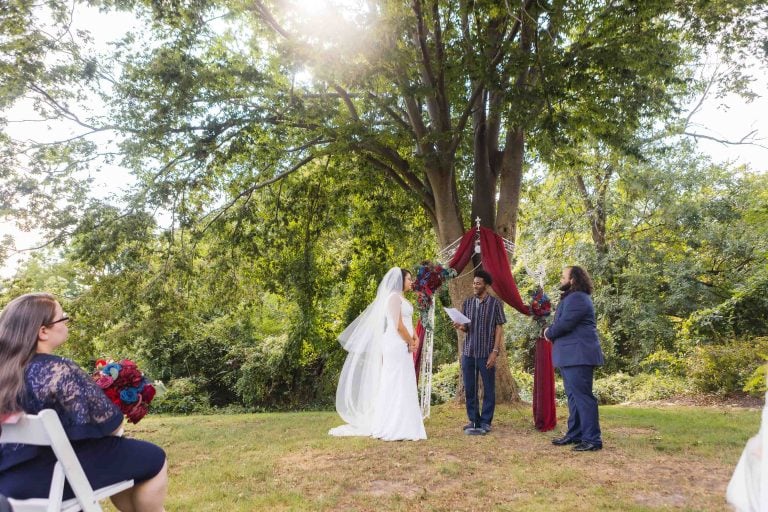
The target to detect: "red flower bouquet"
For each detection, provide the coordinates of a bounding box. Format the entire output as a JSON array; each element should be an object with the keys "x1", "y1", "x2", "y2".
[
  {"x1": 93, "y1": 359, "x2": 156, "y2": 424},
  {"x1": 412, "y1": 260, "x2": 457, "y2": 326},
  {"x1": 529, "y1": 286, "x2": 552, "y2": 324}
]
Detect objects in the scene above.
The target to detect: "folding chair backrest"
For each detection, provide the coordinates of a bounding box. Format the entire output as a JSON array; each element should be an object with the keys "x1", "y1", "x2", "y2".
[
  {"x1": 0, "y1": 412, "x2": 52, "y2": 446},
  {"x1": 1, "y1": 410, "x2": 103, "y2": 512}
]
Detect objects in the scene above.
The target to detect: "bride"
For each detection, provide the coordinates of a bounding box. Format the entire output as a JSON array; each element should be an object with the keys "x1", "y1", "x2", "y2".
[{"x1": 329, "y1": 267, "x2": 427, "y2": 441}]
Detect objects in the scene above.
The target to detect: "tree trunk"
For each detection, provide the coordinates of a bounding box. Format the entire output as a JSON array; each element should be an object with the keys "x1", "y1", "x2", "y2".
[
  {"x1": 496, "y1": 127, "x2": 525, "y2": 239},
  {"x1": 424, "y1": 165, "x2": 464, "y2": 249},
  {"x1": 428, "y1": 152, "x2": 522, "y2": 404}
]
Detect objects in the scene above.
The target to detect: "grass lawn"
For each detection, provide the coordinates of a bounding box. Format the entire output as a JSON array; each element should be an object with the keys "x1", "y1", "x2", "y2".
[{"x1": 111, "y1": 403, "x2": 760, "y2": 511}]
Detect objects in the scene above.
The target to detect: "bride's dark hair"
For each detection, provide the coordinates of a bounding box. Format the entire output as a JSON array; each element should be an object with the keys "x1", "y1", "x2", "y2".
[{"x1": 400, "y1": 267, "x2": 412, "y2": 285}]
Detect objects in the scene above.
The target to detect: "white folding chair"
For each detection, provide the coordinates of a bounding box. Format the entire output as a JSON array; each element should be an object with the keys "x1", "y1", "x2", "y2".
[{"x1": 0, "y1": 409, "x2": 133, "y2": 512}]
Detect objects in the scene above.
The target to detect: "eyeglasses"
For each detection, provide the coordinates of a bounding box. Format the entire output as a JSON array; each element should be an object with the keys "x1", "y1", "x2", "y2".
[{"x1": 45, "y1": 316, "x2": 70, "y2": 326}]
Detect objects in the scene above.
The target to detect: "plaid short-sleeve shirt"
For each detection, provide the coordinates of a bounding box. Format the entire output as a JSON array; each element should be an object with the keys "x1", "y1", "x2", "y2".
[{"x1": 461, "y1": 294, "x2": 506, "y2": 358}]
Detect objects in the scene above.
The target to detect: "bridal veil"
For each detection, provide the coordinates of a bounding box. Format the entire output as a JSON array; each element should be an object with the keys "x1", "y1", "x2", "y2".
[{"x1": 329, "y1": 267, "x2": 403, "y2": 436}]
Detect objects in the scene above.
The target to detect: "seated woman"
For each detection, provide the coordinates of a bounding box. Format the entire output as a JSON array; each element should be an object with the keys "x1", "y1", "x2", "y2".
[{"x1": 0, "y1": 293, "x2": 168, "y2": 511}]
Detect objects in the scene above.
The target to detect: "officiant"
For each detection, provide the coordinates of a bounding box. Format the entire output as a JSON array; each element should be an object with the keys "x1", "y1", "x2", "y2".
[
  {"x1": 452, "y1": 270, "x2": 506, "y2": 435},
  {"x1": 544, "y1": 266, "x2": 604, "y2": 452}
]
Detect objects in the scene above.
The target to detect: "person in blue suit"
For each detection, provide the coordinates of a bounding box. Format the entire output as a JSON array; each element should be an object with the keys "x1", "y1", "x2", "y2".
[{"x1": 544, "y1": 266, "x2": 604, "y2": 452}]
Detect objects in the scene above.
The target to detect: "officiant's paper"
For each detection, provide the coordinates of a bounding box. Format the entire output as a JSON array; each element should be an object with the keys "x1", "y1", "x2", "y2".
[{"x1": 443, "y1": 307, "x2": 470, "y2": 324}]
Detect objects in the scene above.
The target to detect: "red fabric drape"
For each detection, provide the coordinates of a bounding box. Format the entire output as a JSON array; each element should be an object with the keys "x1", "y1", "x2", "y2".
[
  {"x1": 532, "y1": 336, "x2": 557, "y2": 431},
  {"x1": 412, "y1": 225, "x2": 556, "y2": 432},
  {"x1": 413, "y1": 320, "x2": 426, "y2": 380},
  {"x1": 447, "y1": 229, "x2": 477, "y2": 270},
  {"x1": 478, "y1": 227, "x2": 530, "y2": 315}
]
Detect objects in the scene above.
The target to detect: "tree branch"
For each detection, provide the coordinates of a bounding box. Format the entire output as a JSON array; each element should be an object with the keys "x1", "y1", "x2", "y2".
[
  {"x1": 365, "y1": 155, "x2": 436, "y2": 219},
  {"x1": 684, "y1": 130, "x2": 767, "y2": 149},
  {"x1": 366, "y1": 92, "x2": 413, "y2": 133},
  {"x1": 251, "y1": 1, "x2": 290, "y2": 39},
  {"x1": 29, "y1": 83, "x2": 104, "y2": 133},
  {"x1": 333, "y1": 84, "x2": 360, "y2": 122},
  {"x1": 197, "y1": 155, "x2": 316, "y2": 236},
  {"x1": 411, "y1": 0, "x2": 443, "y2": 129}
]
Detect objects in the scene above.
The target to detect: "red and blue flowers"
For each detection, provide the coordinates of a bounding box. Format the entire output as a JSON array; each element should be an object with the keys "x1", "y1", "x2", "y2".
[
  {"x1": 529, "y1": 286, "x2": 552, "y2": 321},
  {"x1": 412, "y1": 261, "x2": 457, "y2": 324},
  {"x1": 93, "y1": 359, "x2": 156, "y2": 424}
]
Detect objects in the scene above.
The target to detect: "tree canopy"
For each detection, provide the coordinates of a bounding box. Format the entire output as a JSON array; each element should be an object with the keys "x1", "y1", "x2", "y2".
[{"x1": 1, "y1": 0, "x2": 767, "y2": 407}]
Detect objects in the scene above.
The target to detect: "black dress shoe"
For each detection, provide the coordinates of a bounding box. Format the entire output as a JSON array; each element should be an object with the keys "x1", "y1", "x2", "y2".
[
  {"x1": 572, "y1": 441, "x2": 602, "y2": 452},
  {"x1": 551, "y1": 436, "x2": 580, "y2": 446}
]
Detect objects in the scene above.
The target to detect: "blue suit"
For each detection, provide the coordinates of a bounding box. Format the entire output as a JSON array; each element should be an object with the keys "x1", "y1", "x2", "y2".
[{"x1": 547, "y1": 291, "x2": 604, "y2": 446}]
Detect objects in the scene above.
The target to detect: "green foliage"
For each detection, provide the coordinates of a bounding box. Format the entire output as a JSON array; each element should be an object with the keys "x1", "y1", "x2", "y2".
[
  {"x1": 743, "y1": 364, "x2": 768, "y2": 395},
  {"x1": 639, "y1": 349, "x2": 687, "y2": 377},
  {"x1": 509, "y1": 365, "x2": 535, "y2": 403},
  {"x1": 624, "y1": 373, "x2": 689, "y2": 402},
  {"x1": 431, "y1": 361, "x2": 459, "y2": 405},
  {"x1": 687, "y1": 337, "x2": 768, "y2": 396},
  {"x1": 150, "y1": 377, "x2": 212, "y2": 414},
  {"x1": 233, "y1": 333, "x2": 291, "y2": 407},
  {"x1": 593, "y1": 372, "x2": 689, "y2": 405},
  {"x1": 681, "y1": 273, "x2": 768, "y2": 345},
  {"x1": 519, "y1": 147, "x2": 768, "y2": 373},
  {"x1": 2, "y1": 0, "x2": 768, "y2": 408}
]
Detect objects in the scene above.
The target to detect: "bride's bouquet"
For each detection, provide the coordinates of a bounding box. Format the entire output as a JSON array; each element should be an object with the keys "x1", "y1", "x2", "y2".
[{"x1": 93, "y1": 359, "x2": 156, "y2": 424}]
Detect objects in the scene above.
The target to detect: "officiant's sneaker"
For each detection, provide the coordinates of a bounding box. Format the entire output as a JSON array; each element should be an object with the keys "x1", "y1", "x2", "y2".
[{"x1": 480, "y1": 423, "x2": 492, "y2": 433}]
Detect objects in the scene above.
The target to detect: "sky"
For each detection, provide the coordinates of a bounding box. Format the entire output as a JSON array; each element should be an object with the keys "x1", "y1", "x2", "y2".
[{"x1": 1, "y1": 5, "x2": 767, "y2": 278}]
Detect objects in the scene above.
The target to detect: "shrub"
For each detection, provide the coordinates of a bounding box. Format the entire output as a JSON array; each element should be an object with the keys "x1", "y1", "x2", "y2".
[
  {"x1": 681, "y1": 275, "x2": 768, "y2": 344},
  {"x1": 625, "y1": 373, "x2": 688, "y2": 401},
  {"x1": 431, "y1": 361, "x2": 460, "y2": 404},
  {"x1": 687, "y1": 336, "x2": 768, "y2": 396},
  {"x1": 640, "y1": 349, "x2": 686, "y2": 376},
  {"x1": 743, "y1": 364, "x2": 768, "y2": 395},
  {"x1": 593, "y1": 372, "x2": 633, "y2": 404},
  {"x1": 234, "y1": 333, "x2": 291, "y2": 406},
  {"x1": 151, "y1": 377, "x2": 212, "y2": 414},
  {"x1": 510, "y1": 366, "x2": 534, "y2": 403}
]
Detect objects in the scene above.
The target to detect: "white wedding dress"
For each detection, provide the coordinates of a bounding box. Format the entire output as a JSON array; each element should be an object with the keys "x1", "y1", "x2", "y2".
[
  {"x1": 329, "y1": 267, "x2": 426, "y2": 441},
  {"x1": 727, "y1": 390, "x2": 768, "y2": 511},
  {"x1": 370, "y1": 293, "x2": 427, "y2": 441}
]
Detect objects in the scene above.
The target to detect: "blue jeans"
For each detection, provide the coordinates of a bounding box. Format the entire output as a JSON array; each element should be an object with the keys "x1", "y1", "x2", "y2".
[{"x1": 462, "y1": 355, "x2": 496, "y2": 426}]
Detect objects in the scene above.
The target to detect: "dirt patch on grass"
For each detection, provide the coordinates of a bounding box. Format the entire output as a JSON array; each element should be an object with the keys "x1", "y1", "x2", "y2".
[
  {"x1": 270, "y1": 405, "x2": 750, "y2": 510},
  {"x1": 280, "y1": 449, "x2": 361, "y2": 472},
  {"x1": 633, "y1": 491, "x2": 688, "y2": 507},
  {"x1": 365, "y1": 479, "x2": 423, "y2": 498}
]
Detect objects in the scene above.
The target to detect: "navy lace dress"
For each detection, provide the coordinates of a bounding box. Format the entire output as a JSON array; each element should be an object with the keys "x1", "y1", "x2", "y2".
[{"x1": 0, "y1": 354, "x2": 165, "y2": 500}]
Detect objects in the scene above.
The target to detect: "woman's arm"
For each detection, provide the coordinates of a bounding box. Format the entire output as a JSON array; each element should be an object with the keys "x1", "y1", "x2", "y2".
[
  {"x1": 388, "y1": 294, "x2": 416, "y2": 350},
  {"x1": 53, "y1": 358, "x2": 124, "y2": 439}
]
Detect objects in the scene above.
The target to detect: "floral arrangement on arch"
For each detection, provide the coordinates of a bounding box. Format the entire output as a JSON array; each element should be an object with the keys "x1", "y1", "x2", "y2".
[
  {"x1": 529, "y1": 286, "x2": 552, "y2": 326},
  {"x1": 412, "y1": 260, "x2": 457, "y2": 325},
  {"x1": 93, "y1": 359, "x2": 156, "y2": 424}
]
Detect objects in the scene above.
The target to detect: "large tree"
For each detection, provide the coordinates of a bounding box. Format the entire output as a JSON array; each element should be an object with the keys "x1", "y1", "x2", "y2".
[{"x1": 2, "y1": 0, "x2": 765, "y2": 400}]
